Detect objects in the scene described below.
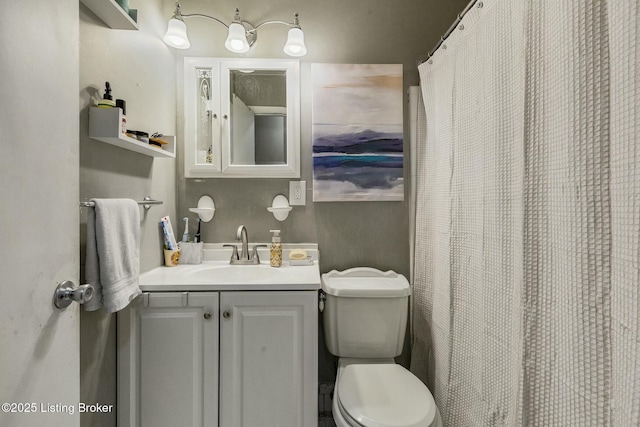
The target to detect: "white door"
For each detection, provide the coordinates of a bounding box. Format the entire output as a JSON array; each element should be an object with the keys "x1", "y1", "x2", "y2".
[
  {"x1": 118, "y1": 292, "x2": 220, "y2": 427},
  {"x1": 219, "y1": 291, "x2": 317, "y2": 427},
  {"x1": 0, "y1": 1, "x2": 80, "y2": 426}
]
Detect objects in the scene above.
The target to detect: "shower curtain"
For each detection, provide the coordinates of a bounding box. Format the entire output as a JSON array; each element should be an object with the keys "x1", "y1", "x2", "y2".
[{"x1": 411, "y1": 0, "x2": 639, "y2": 425}]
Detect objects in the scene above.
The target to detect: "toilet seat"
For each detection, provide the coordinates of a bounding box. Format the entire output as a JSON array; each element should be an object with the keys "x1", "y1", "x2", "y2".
[{"x1": 337, "y1": 364, "x2": 436, "y2": 427}]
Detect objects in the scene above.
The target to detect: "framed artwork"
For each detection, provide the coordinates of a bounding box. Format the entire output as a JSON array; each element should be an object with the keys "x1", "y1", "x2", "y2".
[{"x1": 312, "y1": 63, "x2": 403, "y2": 202}]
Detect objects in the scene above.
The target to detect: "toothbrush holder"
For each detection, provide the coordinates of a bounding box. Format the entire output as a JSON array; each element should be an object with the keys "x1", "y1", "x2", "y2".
[
  {"x1": 178, "y1": 242, "x2": 204, "y2": 264},
  {"x1": 163, "y1": 248, "x2": 181, "y2": 267}
]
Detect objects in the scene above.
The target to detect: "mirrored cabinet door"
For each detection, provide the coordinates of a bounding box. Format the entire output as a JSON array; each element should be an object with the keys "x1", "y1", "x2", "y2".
[
  {"x1": 184, "y1": 58, "x2": 300, "y2": 178},
  {"x1": 184, "y1": 58, "x2": 222, "y2": 177}
]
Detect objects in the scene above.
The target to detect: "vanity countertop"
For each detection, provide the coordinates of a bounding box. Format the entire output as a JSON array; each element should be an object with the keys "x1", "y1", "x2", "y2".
[{"x1": 139, "y1": 243, "x2": 320, "y2": 291}]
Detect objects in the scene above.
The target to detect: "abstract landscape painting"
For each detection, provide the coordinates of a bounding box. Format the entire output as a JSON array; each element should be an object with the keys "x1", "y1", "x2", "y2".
[{"x1": 312, "y1": 63, "x2": 404, "y2": 202}]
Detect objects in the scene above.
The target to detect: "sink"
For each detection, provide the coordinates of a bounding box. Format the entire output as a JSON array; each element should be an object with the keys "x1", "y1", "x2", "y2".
[
  {"x1": 139, "y1": 243, "x2": 321, "y2": 291},
  {"x1": 184, "y1": 264, "x2": 284, "y2": 283}
]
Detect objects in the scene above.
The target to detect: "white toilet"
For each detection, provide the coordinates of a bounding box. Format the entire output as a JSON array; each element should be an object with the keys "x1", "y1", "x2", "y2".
[{"x1": 322, "y1": 267, "x2": 442, "y2": 427}]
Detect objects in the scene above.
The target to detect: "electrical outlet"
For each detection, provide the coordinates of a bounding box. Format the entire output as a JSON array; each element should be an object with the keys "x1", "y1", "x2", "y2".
[{"x1": 289, "y1": 181, "x2": 306, "y2": 205}]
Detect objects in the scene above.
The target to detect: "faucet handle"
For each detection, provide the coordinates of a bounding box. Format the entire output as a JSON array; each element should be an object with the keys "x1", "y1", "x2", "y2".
[
  {"x1": 223, "y1": 244, "x2": 239, "y2": 261},
  {"x1": 251, "y1": 244, "x2": 268, "y2": 261}
]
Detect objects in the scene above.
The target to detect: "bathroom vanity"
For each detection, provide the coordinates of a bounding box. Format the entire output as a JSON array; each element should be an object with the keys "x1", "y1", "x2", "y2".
[{"x1": 117, "y1": 244, "x2": 320, "y2": 427}]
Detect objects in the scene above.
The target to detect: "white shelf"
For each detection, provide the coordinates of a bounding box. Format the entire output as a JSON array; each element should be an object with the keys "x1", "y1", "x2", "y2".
[
  {"x1": 88, "y1": 107, "x2": 176, "y2": 158},
  {"x1": 81, "y1": 0, "x2": 138, "y2": 30}
]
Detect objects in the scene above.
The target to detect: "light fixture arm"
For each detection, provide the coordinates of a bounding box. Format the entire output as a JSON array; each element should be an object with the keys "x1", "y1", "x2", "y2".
[
  {"x1": 254, "y1": 12, "x2": 301, "y2": 31},
  {"x1": 181, "y1": 13, "x2": 230, "y2": 30},
  {"x1": 253, "y1": 20, "x2": 293, "y2": 30}
]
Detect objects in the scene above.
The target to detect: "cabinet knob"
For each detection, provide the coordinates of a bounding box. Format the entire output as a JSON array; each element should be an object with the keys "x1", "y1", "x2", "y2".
[
  {"x1": 204, "y1": 311, "x2": 212, "y2": 320},
  {"x1": 223, "y1": 114, "x2": 228, "y2": 120},
  {"x1": 223, "y1": 310, "x2": 231, "y2": 319}
]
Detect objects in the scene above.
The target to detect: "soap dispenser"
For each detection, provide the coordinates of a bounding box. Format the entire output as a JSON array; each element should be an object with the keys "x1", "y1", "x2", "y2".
[
  {"x1": 270, "y1": 230, "x2": 282, "y2": 267},
  {"x1": 98, "y1": 81, "x2": 115, "y2": 108}
]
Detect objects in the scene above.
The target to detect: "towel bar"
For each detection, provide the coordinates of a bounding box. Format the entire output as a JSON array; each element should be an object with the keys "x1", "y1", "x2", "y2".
[{"x1": 79, "y1": 196, "x2": 163, "y2": 210}]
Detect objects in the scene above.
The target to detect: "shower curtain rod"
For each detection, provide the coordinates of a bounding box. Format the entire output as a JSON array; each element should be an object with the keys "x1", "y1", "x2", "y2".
[{"x1": 418, "y1": 0, "x2": 480, "y2": 64}]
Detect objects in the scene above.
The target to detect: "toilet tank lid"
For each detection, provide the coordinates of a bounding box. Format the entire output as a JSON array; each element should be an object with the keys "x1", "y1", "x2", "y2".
[{"x1": 321, "y1": 267, "x2": 411, "y2": 297}]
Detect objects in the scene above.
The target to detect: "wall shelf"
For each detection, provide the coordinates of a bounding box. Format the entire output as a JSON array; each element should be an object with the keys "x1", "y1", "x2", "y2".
[
  {"x1": 88, "y1": 107, "x2": 176, "y2": 158},
  {"x1": 80, "y1": 0, "x2": 138, "y2": 30}
]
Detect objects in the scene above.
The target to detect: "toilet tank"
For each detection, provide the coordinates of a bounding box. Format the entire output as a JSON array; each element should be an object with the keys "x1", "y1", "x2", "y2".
[{"x1": 321, "y1": 267, "x2": 411, "y2": 358}]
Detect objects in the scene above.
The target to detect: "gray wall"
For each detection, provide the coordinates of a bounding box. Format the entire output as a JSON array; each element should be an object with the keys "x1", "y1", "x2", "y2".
[{"x1": 78, "y1": 1, "x2": 177, "y2": 425}]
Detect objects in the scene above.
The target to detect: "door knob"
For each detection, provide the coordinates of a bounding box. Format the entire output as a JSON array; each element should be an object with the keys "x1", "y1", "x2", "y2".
[
  {"x1": 223, "y1": 310, "x2": 231, "y2": 319},
  {"x1": 53, "y1": 280, "x2": 94, "y2": 309}
]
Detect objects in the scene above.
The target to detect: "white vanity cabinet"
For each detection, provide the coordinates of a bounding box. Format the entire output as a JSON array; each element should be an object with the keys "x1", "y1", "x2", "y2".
[{"x1": 118, "y1": 290, "x2": 318, "y2": 427}]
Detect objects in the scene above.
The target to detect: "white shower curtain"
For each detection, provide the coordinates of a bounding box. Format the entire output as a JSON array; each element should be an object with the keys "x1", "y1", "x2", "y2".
[{"x1": 411, "y1": 0, "x2": 640, "y2": 425}]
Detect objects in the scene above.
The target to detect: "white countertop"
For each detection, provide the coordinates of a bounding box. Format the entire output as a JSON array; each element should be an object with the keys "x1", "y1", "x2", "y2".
[{"x1": 139, "y1": 243, "x2": 321, "y2": 292}]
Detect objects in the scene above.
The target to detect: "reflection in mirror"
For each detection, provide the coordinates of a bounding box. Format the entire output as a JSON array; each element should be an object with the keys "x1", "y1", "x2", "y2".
[
  {"x1": 229, "y1": 69, "x2": 287, "y2": 165},
  {"x1": 197, "y1": 68, "x2": 214, "y2": 165}
]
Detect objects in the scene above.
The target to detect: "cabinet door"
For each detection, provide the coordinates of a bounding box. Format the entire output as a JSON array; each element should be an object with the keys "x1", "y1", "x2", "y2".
[
  {"x1": 118, "y1": 292, "x2": 219, "y2": 427},
  {"x1": 184, "y1": 58, "x2": 222, "y2": 177},
  {"x1": 220, "y1": 291, "x2": 317, "y2": 427}
]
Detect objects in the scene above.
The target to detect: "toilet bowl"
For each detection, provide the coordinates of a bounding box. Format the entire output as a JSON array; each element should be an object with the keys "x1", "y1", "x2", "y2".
[
  {"x1": 331, "y1": 359, "x2": 442, "y2": 427},
  {"x1": 321, "y1": 268, "x2": 442, "y2": 427}
]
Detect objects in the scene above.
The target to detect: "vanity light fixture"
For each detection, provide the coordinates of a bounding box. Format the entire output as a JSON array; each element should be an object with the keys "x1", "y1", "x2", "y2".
[{"x1": 163, "y1": 2, "x2": 307, "y2": 57}]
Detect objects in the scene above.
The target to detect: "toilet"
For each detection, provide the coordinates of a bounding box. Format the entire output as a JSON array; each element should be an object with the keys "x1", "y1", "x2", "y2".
[{"x1": 322, "y1": 267, "x2": 442, "y2": 427}]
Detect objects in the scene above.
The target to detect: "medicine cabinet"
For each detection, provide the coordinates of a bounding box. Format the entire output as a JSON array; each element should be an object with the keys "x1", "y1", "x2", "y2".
[{"x1": 183, "y1": 58, "x2": 300, "y2": 178}]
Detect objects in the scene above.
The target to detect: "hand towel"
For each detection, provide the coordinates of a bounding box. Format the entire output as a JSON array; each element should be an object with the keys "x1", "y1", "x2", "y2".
[{"x1": 84, "y1": 198, "x2": 141, "y2": 313}]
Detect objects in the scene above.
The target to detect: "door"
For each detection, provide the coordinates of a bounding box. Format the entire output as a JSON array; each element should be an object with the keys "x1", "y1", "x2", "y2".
[
  {"x1": 219, "y1": 291, "x2": 317, "y2": 427},
  {"x1": 118, "y1": 292, "x2": 219, "y2": 427},
  {"x1": 0, "y1": 1, "x2": 80, "y2": 426}
]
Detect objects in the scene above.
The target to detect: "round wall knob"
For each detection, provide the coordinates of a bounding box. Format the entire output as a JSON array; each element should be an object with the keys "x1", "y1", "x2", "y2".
[
  {"x1": 204, "y1": 311, "x2": 212, "y2": 320},
  {"x1": 223, "y1": 310, "x2": 231, "y2": 319}
]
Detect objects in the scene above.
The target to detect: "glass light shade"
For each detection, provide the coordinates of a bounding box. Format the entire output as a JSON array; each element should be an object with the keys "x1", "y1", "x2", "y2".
[
  {"x1": 225, "y1": 22, "x2": 250, "y2": 53},
  {"x1": 283, "y1": 27, "x2": 306, "y2": 57},
  {"x1": 163, "y1": 18, "x2": 190, "y2": 49}
]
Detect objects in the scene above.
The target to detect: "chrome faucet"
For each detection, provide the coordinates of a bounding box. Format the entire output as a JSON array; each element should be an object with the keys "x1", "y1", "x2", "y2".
[
  {"x1": 237, "y1": 225, "x2": 249, "y2": 260},
  {"x1": 224, "y1": 225, "x2": 267, "y2": 265}
]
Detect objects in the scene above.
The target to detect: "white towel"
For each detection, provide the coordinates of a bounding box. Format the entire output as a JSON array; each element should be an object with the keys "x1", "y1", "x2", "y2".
[{"x1": 84, "y1": 198, "x2": 141, "y2": 313}]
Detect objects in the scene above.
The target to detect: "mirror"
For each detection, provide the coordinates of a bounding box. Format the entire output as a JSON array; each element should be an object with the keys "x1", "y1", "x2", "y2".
[
  {"x1": 184, "y1": 58, "x2": 300, "y2": 178},
  {"x1": 229, "y1": 69, "x2": 287, "y2": 165}
]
